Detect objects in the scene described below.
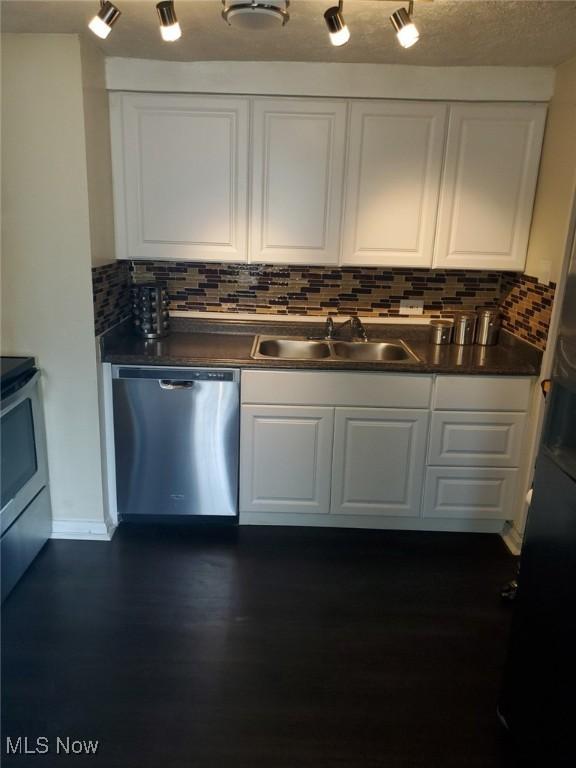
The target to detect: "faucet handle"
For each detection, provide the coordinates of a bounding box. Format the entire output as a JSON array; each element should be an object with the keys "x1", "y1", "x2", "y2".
[{"x1": 351, "y1": 316, "x2": 368, "y2": 341}]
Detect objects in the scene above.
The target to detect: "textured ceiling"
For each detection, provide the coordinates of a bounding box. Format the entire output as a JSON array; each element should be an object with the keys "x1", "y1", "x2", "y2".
[{"x1": 3, "y1": 0, "x2": 576, "y2": 66}]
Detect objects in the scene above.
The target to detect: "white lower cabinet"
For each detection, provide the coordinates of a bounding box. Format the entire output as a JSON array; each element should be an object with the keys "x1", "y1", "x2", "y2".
[
  {"x1": 240, "y1": 405, "x2": 334, "y2": 514},
  {"x1": 239, "y1": 370, "x2": 532, "y2": 531},
  {"x1": 331, "y1": 408, "x2": 429, "y2": 517},
  {"x1": 423, "y1": 467, "x2": 518, "y2": 520}
]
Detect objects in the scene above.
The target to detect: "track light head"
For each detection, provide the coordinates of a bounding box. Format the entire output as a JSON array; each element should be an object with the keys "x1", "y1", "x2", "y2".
[
  {"x1": 390, "y1": 3, "x2": 419, "y2": 49},
  {"x1": 88, "y1": 1, "x2": 121, "y2": 40},
  {"x1": 157, "y1": 1, "x2": 182, "y2": 42},
  {"x1": 324, "y1": 3, "x2": 350, "y2": 47}
]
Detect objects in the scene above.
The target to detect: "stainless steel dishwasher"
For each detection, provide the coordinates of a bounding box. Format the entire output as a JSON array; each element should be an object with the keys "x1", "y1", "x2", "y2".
[{"x1": 112, "y1": 366, "x2": 239, "y2": 520}]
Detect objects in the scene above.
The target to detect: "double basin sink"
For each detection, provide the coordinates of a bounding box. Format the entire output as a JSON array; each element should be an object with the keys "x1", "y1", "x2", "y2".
[{"x1": 251, "y1": 335, "x2": 419, "y2": 363}]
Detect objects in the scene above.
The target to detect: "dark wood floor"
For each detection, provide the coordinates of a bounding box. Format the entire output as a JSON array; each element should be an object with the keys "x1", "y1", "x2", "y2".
[{"x1": 2, "y1": 526, "x2": 519, "y2": 768}]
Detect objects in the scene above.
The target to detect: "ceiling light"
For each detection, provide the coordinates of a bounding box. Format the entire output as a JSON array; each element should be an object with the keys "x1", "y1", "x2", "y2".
[
  {"x1": 324, "y1": 2, "x2": 350, "y2": 47},
  {"x1": 222, "y1": 2, "x2": 290, "y2": 30},
  {"x1": 157, "y1": 1, "x2": 182, "y2": 42},
  {"x1": 88, "y1": 1, "x2": 121, "y2": 40},
  {"x1": 390, "y1": 1, "x2": 419, "y2": 48}
]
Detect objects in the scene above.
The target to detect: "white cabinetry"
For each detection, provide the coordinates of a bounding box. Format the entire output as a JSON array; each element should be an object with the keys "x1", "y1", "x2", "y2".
[
  {"x1": 434, "y1": 103, "x2": 547, "y2": 271},
  {"x1": 342, "y1": 101, "x2": 447, "y2": 267},
  {"x1": 110, "y1": 95, "x2": 546, "y2": 270},
  {"x1": 240, "y1": 405, "x2": 333, "y2": 514},
  {"x1": 331, "y1": 408, "x2": 429, "y2": 516},
  {"x1": 240, "y1": 371, "x2": 533, "y2": 531},
  {"x1": 423, "y1": 375, "x2": 533, "y2": 521},
  {"x1": 240, "y1": 370, "x2": 432, "y2": 526},
  {"x1": 110, "y1": 93, "x2": 249, "y2": 262},
  {"x1": 250, "y1": 99, "x2": 347, "y2": 264}
]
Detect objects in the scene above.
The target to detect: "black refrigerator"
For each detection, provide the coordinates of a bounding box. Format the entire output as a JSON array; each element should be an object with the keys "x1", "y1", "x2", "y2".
[{"x1": 498, "y1": 249, "x2": 576, "y2": 763}]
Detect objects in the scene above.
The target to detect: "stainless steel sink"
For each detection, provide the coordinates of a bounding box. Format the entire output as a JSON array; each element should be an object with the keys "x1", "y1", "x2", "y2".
[
  {"x1": 251, "y1": 336, "x2": 419, "y2": 363},
  {"x1": 254, "y1": 338, "x2": 331, "y2": 360},
  {"x1": 331, "y1": 341, "x2": 416, "y2": 362}
]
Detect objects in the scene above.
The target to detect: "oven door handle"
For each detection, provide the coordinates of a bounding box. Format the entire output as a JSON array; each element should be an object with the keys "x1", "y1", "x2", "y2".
[{"x1": 0, "y1": 370, "x2": 41, "y2": 416}]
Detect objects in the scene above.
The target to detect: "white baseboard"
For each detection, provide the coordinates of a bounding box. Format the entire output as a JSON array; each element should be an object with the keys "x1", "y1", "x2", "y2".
[
  {"x1": 501, "y1": 523, "x2": 523, "y2": 555},
  {"x1": 51, "y1": 518, "x2": 116, "y2": 541}
]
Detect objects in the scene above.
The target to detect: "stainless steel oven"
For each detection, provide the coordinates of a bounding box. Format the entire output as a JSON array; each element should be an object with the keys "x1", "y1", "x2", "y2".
[{"x1": 1, "y1": 357, "x2": 51, "y2": 600}]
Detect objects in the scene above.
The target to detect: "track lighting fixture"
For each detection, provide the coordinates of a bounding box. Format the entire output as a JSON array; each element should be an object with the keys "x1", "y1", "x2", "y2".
[
  {"x1": 157, "y1": 1, "x2": 182, "y2": 41},
  {"x1": 390, "y1": 1, "x2": 419, "y2": 48},
  {"x1": 324, "y1": 1, "x2": 350, "y2": 47},
  {"x1": 88, "y1": 1, "x2": 121, "y2": 40}
]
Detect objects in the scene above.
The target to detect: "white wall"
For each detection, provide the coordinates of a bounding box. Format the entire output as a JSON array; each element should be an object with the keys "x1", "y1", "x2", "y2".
[
  {"x1": 525, "y1": 55, "x2": 576, "y2": 284},
  {"x1": 1, "y1": 34, "x2": 109, "y2": 537}
]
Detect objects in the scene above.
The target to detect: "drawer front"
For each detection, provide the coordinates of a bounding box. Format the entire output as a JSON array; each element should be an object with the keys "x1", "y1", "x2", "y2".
[
  {"x1": 241, "y1": 370, "x2": 432, "y2": 408},
  {"x1": 423, "y1": 467, "x2": 518, "y2": 520},
  {"x1": 433, "y1": 376, "x2": 533, "y2": 412},
  {"x1": 428, "y1": 412, "x2": 525, "y2": 467}
]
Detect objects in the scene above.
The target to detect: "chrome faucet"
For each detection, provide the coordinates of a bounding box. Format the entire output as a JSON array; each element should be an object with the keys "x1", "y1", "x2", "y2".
[{"x1": 332, "y1": 316, "x2": 368, "y2": 342}]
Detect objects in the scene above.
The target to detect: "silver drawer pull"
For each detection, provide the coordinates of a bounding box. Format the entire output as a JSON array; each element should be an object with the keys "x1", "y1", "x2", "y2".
[{"x1": 159, "y1": 380, "x2": 195, "y2": 390}]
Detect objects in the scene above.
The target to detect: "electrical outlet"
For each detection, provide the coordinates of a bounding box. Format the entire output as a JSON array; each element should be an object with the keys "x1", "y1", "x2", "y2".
[{"x1": 399, "y1": 300, "x2": 424, "y2": 316}]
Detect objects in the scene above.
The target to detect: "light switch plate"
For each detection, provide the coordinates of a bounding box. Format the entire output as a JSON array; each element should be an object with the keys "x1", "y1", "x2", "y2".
[{"x1": 399, "y1": 300, "x2": 424, "y2": 316}]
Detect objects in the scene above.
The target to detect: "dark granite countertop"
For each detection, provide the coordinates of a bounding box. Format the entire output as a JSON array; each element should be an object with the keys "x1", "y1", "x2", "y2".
[{"x1": 101, "y1": 317, "x2": 542, "y2": 376}]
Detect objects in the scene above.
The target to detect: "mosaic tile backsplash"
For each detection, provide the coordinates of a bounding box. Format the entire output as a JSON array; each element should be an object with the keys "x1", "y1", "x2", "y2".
[
  {"x1": 500, "y1": 273, "x2": 556, "y2": 350},
  {"x1": 131, "y1": 261, "x2": 502, "y2": 318},
  {"x1": 92, "y1": 259, "x2": 556, "y2": 350},
  {"x1": 92, "y1": 261, "x2": 131, "y2": 336}
]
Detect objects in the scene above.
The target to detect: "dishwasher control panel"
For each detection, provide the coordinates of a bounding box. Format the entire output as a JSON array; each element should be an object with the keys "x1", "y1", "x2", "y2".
[{"x1": 114, "y1": 367, "x2": 238, "y2": 383}]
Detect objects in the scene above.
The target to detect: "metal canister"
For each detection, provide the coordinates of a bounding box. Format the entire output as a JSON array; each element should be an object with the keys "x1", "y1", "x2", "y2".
[
  {"x1": 429, "y1": 319, "x2": 453, "y2": 345},
  {"x1": 453, "y1": 312, "x2": 477, "y2": 345},
  {"x1": 132, "y1": 283, "x2": 170, "y2": 339},
  {"x1": 475, "y1": 309, "x2": 501, "y2": 346}
]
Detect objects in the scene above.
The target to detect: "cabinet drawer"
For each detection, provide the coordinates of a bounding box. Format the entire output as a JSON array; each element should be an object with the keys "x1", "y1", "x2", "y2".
[
  {"x1": 428, "y1": 412, "x2": 525, "y2": 467},
  {"x1": 433, "y1": 376, "x2": 532, "y2": 412},
  {"x1": 423, "y1": 467, "x2": 518, "y2": 520},
  {"x1": 241, "y1": 370, "x2": 432, "y2": 408}
]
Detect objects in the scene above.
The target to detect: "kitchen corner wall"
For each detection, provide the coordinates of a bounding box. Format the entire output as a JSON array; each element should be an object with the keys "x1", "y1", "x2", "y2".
[
  {"x1": 92, "y1": 260, "x2": 555, "y2": 351},
  {"x1": 2, "y1": 34, "x2": 111, "y2": 538}
]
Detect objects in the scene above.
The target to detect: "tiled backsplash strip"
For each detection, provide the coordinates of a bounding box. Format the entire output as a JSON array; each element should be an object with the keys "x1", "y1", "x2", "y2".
[
  {"x1": 92, "y1": 261, "x2": 131, "y2": 336},
  {"x1": 131, "y1": 262, "x2": 502, "y2": 318},
  {"x1": 500, "y1": 273, "x2": 556, "y2": 350},
  {"x1": 92, "y1": 260, "x2": 556, "y2": 350}
]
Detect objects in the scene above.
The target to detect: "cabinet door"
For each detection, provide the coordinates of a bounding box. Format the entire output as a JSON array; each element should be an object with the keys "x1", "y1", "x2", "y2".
[
  {"x1": 240, "y1": 405, "x2": 334, "y2": 514},
  {"x1": 341, "y1": 101, "x2": 447, "y2": 267},
  {"x1": 111, "y1": 93, "x2": 249, "y2": 262},
  {"x1": 250, "y1": 98, "x2": 347, "y2": 264},
  {"x1": 331, "y1": 408, "x2": 429, "y2": 517},
  {"x1": 434, "y1": 103, "x2": 546, "y2": 271}
]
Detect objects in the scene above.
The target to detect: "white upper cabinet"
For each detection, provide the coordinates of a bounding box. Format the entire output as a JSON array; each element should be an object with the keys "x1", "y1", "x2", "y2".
[
  {"x1": 110, "y1": 93, "x2": 249, "y2": 261},
  {"x1": 434, "y1": 103, "x2": 547, "y2": 271},
  {"x1": 341, "y1": 101, "x2": 447, "y2": 268},
  {"x1": 250, "y1": 98, "x2": 347, "y2": 264}
]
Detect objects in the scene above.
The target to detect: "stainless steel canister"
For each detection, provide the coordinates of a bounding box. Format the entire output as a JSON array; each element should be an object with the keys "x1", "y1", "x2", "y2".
[
  {"x1": 429, "y1": 319, "x2": 453, "y2": 345},
  {"x1": 132, "y1": 284, "x2": 170, "y2": 339},
  {"x1": 475, "y1": 309, "x2": 501, "y2": 346},
  {"x1": 453, "y1": 312, "x2": 477, "y2": 345}
]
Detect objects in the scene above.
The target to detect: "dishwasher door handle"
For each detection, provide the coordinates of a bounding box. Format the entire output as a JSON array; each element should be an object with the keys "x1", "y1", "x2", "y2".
[{"x1": 159, "y1": 380, "x2": 195, "y2": 390}]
